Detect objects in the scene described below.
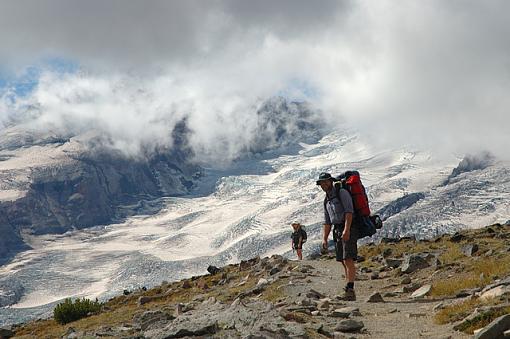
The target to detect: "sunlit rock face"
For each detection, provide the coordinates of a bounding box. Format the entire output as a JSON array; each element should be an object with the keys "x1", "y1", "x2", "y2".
[{"x1": 0, "y1": 119, "x2": 202, "y2": 264}]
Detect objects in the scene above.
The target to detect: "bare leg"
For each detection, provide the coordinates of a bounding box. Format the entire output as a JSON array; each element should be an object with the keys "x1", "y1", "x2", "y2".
[
  {"x1": 344, "y1": 258, "x2": 356, "y2": 284},
  {"x1": 340, "y1": 260, "x2": 347, "y2": 279},
  {"x1": 297, "y1": 249, "x2": 303, "y2": 260}
]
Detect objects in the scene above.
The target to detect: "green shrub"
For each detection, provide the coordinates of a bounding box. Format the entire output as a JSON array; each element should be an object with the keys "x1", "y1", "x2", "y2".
[{"x1": 53, "y1": 298, "x2": 102, "y2": 324}]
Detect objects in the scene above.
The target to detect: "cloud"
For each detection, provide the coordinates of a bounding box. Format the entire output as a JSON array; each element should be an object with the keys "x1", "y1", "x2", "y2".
[{"x1": 1, "y1": 1, "x2": 509, "y2": 162}]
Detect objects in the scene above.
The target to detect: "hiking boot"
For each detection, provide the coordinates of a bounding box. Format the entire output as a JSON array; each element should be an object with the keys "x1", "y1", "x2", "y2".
[{"x1": 340, "y1": 287, "x2": 356, "y2": 301}]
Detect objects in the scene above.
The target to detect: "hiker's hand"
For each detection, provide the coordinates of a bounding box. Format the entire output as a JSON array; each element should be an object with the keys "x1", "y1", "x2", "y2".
[
  {"x1": 342, "y1": 229, "x2": 350, "y2": 241},
  {"x1": 322, "y1": 239, "x2": 328, "y2": 250}
]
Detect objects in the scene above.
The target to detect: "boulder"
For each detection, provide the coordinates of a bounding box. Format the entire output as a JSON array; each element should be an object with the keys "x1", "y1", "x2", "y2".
[
  {"x1": 383, "y1": 258, "x2": 403, "y2": 269},
  {"x1": 480, "y1": 285, "x2": 510, "y2": 301},
  {"x1": 0, "y1": 326, "x2": 14, "y2": 339},
  {"x1": 133, "y1": 310, "x2": 173, "y2": 331},
  {"x1": 366, "y1": 292, "x2": 385, "y2": 303},
  {"x1": 335, "y1": 319, "x2": 364, "y2": 333},
  {"x1": 400, "y1": 254, "x2": 430, "y2": 274},
  {"x1": 332, "y1": 307, "x2": 361, "y2": 318},
  {"x1": 410, "y1": 284, "x2": 432, "y2": 299},
  {"x1": 474, "y1": 314, "x2": 510, "y2": 339},
  {"x1": 207, "y1": 265, "x2": 221, "y2": 275}
]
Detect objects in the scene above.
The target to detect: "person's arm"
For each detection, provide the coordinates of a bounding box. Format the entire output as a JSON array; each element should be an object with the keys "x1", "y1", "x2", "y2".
[
  {"x1": 322, "y1": 223, "x2": 331, "y2": 249},
  {"x1": 339, "y1": 189, "x2": 354, "y2": 241},
  {"x1": 323, "y1": 196, "x2": 332, "y2": 248},
  {"x1": 342, "y1": 212, "x2": 353, "y2": 241}
]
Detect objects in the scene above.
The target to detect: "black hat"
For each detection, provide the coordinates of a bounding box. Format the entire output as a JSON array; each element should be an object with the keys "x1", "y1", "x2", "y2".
[{"x1": 316, "y1": 172, "x2": 333, "y2": 185}]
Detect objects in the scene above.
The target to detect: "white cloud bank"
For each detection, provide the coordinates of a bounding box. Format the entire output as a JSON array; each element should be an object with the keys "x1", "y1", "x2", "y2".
[{"x1": 1, "y1": 0, "x2": 509, "y2": 161}]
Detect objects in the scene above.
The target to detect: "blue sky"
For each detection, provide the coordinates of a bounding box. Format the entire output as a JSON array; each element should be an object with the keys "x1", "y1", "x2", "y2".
[{"x1": 0, "y1": 58, "x2": 78, "y2": 98}]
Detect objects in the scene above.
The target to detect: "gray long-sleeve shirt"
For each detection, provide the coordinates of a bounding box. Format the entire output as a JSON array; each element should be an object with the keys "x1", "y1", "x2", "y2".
[{"x1": 324, "y1": 184, "x2": 354, "y2": 225}]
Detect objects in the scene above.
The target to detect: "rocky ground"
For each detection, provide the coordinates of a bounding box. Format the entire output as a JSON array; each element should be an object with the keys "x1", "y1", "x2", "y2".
[{"x1": 5, "y1": 223, "x2": 510, "y2": 338}]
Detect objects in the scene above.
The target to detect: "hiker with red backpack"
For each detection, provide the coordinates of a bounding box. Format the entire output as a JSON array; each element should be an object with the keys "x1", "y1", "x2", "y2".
[
  {"x1": 317, "y1": 172, "x2": 358, "y2": 300},
  {"x1": 317, "y1": 171, "x2": 383, "y2": 301}
]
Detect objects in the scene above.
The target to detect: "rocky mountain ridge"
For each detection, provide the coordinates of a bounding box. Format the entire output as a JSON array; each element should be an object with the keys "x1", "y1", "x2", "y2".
[{"x1": 7, "y1": 222, "x2": 510, "y2": 338}]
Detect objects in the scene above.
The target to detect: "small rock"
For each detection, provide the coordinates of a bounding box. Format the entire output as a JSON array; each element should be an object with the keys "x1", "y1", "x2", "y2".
[
  {"x1": 411, "y1": 284, "x2": 432, "y2": 299},
  {"x1": 311, "y1": 310, "x2": 321, "y2": 316},
  {"x1": 318, "y1": 300, "x2": 330, "y2": 310},
  {"x1": 269, "y1": 267, "x2": 280, "y2": 276},
  {"x1": 298, "y1": 298, "x2": 313, "y2": 306},
  {"x1": 257, "y1": 278, "x2": 269, "y2": 287},
  {"x1": 333, "y1": 307, "x2": 361, "y2": 318},
  {"x1": 384, "y1": 258, "x2": 403, "y2": 269},
  {"x1": 335, "y1": 319, "x2": 364, "y2": 333},
  {"x1": 203, "y1": 297, "x2": 216, "y2": 305},
  {"x1": 383, "y1": 292, "x2": 398, "y2": 298},
  {"x1": 123, "y1": 289, "x2": 131, "y2": 295},
  {"x1": 449, "y1": 232, "x2": 466, "y2": 242},
  {"x1": 370, "y1": 271, "x2": 379, "y2": 280},
  {"x1": 432, "y1": 257, "x2": 442, "y2": 268},
  {"x1": 138, "y1": 296, "x2": 153, "y2": 306},
  {"x1": 196, "y1": 280, "x2": 209, "y2": 290},
  {"x1": 403, "y1": 283, "x2": 422, "y2": 293},
  {"x1": 389, "y1": 308, "x2": 398, "y2": 314},
  {"x1": 207, "y1": 265, "x2": 221, "y2": 275},
  {"x1": 401, "y1": 254, "x2": 430, "y2": 274},
  {"x1": 433, "y1": 302, "x2": 445, "y2": 311},
  {"x1": 407, "y1": 313, "x2": 427, "y2": 318},
  {"x1": 175, "y1": 303, "x2": 184, "y2": 316},
  {"x1": 316, "y1": 324, "x2": 333, "y2": 337},
  {"x1": 401, "y1": 276, "x2": 411, "y2": 285},
  {"x1": 461, "y1": 244, "x2": 479, "y2": 257},
  {"x1": 230, "y1": 298, "x2": 241, "y2": 308},
  {"x1": 182, "y1": 280, "x2": 192, "y2": 289},
  {"x1": 382, "y1": 248, "x2": 393, "y2": 257},
  {"x1": 366, "y1": 292, "x2": 385, "y2": 303},
  {"x1": 307, "y1": 288, "x2": 326, "y2": 299},
  {"x1": 360, "y1": 267, "x2": 372, "y2": 273}
]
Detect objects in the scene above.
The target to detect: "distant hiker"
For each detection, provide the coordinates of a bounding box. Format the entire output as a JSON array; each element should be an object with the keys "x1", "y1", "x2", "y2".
[
  {"x1": 291, "y1": 221, "x2": 307, "y2": 260},
  {"x1": 317, "y1": 172, "x2": 358, "y2": 301}
]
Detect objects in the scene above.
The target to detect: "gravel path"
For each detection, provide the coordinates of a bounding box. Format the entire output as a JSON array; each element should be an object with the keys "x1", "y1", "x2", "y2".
[{"x1": 281, "y1": 259, "x2": 470, "y2": 339}]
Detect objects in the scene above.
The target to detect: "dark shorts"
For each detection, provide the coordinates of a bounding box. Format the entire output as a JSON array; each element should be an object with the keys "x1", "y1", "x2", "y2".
[{"x1": 333, "y1": 224, "x2": 358, "y2": 261}]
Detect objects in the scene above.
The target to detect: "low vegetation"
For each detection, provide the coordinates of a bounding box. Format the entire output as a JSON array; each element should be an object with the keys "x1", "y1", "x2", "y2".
[{"x1": 53, "y1": 298, "x2": 102, "y2": 325}]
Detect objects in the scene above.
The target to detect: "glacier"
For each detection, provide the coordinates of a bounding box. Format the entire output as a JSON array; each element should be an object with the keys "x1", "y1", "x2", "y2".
[{"x1": 0, "y1": 126, "x2": 509, "y2": 325}]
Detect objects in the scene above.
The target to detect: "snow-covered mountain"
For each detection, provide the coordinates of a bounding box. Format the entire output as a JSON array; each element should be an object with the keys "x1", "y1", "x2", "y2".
[{"x1": 1, "y1": 102, "x2": 509, "y2": 325}]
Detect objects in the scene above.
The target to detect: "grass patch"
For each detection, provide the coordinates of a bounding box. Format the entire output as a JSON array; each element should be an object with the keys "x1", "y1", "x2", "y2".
[
  {"x1": 438, "y1": 243, "x2": 464, "y2": 264},
  {"x1": 432, "y1": 254, "x2": 510, "y2": 297},
  {"x1": 431, "y1": 273, "x2": 488, "y2": 297},
  {"x1": 435, "y1": 298, "x2": 483, "y2": 324}
]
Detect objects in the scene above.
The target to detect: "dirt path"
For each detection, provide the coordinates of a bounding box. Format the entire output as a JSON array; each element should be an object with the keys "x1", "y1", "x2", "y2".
[{"x1": 280, "y1": 259, "x2": 469, "y2": 339}]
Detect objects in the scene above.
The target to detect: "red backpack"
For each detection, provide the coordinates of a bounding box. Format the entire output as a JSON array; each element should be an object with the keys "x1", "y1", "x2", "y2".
[
  {"x1": 337, "y1": 171, "x2": 371, "y2": 216},
  {"x1": 335, "y1": 171, "x2": 382, "y2": 238}
]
